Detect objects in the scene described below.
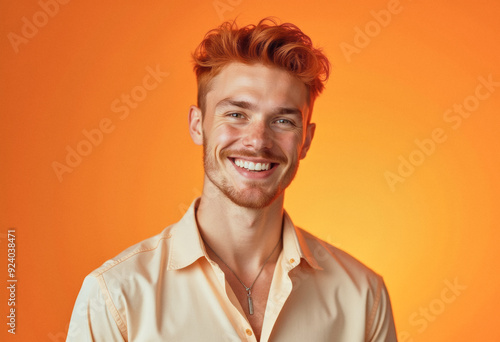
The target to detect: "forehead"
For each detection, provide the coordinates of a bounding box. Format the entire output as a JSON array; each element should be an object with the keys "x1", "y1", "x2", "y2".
[{"x1": 205, "y1": 63, "x2": 309, "y2": 113}]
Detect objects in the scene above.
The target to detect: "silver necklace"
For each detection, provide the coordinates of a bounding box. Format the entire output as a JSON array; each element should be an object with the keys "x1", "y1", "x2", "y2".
[{"x1": 203, "y1": 237, "x2": 281, "y2": 315}]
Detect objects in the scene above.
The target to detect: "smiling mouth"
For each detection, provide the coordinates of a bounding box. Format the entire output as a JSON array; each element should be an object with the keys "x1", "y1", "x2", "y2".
[{"x1": 231, "y1": 158, "x2": 277, "y2": 172}]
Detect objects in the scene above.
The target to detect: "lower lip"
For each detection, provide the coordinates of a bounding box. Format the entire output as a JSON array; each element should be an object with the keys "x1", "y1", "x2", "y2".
[{"x1": 229, "y1": 159, "x2": 278, "y2": 179}]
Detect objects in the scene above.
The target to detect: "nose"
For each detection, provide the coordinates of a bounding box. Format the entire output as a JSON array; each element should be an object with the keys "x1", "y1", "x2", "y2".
[{"x1": 241, "y1": 120, "x2": 273, "y2": 151}]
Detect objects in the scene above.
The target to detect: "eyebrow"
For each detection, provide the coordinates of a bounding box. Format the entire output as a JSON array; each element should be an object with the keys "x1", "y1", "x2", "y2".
[
  {"x1": 216, "y1": 98, "x2": 256, "y2": 111},
  {"x1": 215, "y1": 98, "x2": 303, "y2": 116}
]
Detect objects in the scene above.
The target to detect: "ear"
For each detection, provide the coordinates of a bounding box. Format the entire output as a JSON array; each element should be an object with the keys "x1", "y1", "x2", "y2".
[
  {"x1": 300, "y1": 122, "x2": 316, "y2": 159},
  {"x1": 188, "y1": 105, "x2": 203, "y2": 145}
]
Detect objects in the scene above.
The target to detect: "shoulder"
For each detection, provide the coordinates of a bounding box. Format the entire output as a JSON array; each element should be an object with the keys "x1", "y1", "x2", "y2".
[
  {"x1": 89, "y1": 225, "x2": 175, "y2": 281},
  {"x1": 296, "y1": 227, "x2": 383, "y2": 290},
  {"x1": 68, "y1": 226, "x2": 178, "y2": 340},
  {"x1": 295, "y1": 228, "x2": 397, "y2": 340}
]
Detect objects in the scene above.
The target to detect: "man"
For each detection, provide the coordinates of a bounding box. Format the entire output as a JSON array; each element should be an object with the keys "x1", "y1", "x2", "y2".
[{"x1": 67, "y1": 18, "x2": 397, "y2": 341}]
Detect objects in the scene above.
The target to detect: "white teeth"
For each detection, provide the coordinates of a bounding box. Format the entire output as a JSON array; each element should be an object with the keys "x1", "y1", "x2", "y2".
[{"x1": 234, "y1": 159, "x2": 271, "y2": 171}]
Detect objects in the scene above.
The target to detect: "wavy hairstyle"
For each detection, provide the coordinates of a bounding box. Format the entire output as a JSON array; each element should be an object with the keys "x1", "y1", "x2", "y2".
[{"x1": 191, "y1": 17, "x2": 330, "y2": 119}]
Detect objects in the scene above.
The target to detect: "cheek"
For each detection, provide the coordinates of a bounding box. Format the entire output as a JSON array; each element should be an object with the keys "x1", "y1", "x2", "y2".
[
  {"x1": 207, "y1": 125, "x2": 241, "y2": 151},
  {"x1": 220, "y1": 125, "x2": 241, "y2": 142},
  {"x1": 278, "y1": 134, "x2": 303, "y2": 159}
]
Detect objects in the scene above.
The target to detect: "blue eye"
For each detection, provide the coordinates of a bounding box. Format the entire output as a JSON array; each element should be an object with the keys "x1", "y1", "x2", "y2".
[{"x1": 275, "y1": 119, "x2": 292, "y2": 125}]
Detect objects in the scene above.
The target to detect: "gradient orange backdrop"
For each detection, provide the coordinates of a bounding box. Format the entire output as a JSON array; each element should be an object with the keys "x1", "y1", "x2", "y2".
[{"x1": 1, "y1": 0, "x2": 499, "y2": 341}]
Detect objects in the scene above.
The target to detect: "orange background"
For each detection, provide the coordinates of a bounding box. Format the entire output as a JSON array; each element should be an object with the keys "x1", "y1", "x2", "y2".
[{"x1": 1, "y1": 0, "x2": 499, "y2": 340}]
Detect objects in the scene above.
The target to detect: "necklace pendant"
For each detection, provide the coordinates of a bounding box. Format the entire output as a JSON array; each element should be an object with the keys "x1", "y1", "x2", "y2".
[
  {"x1": 202, "y1": 237, "x2": 281, "y2": 318},
  {"x1": 248, "y1": 293, "x2": 254, "y2": 315}
]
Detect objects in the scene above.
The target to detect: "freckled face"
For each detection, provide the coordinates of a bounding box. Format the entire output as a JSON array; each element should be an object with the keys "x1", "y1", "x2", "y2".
[{"x1": 201, "y1": 63, "x2": 314, "y2": 209}]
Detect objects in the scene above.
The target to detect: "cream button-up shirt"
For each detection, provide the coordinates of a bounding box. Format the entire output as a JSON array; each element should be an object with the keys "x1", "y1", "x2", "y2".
[{"x1": 67, "y1": 198, "x2": 397, "y2": 341}]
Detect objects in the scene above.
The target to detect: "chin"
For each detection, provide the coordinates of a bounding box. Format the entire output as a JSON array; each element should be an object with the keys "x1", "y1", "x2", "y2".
[{"x1": 224, "y1": 186, "x2": 279, "y2": 209}]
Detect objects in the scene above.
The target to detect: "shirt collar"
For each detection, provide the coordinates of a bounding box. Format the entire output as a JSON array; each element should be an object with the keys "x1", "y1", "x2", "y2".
[
  {"x1": 167, "y1": 197, "x2": 323, "y2": 271},
  {"x1": 166, "y1": 198, "x2": 205, "y2": 270},
  {"x1": 282, "y1": 210, "x2": 323, "y2": 271}
]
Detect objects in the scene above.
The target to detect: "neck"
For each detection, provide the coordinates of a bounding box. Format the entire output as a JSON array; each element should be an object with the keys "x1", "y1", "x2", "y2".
[{"x1": 195, "y1": 179, "x2": 284, "y2": 274}]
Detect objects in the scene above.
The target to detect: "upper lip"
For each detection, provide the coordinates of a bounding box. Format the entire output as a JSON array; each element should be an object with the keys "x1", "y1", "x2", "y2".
[{"x1": 229, "y1": 157, "x2": 278, "y2": 164}]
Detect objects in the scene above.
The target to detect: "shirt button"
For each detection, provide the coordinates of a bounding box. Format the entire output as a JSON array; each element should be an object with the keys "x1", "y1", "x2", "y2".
[
  {"x1": 289, "y1": 258, "x2": 295, "y2": 264},
  {"x1": 245, "y1": 328, "x2": 253, "y2": 336}
]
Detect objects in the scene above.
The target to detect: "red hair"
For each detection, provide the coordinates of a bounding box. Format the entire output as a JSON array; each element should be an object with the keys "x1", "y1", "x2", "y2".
[{"x1": 192, "y1": 17, "x2": 330, "y2": 117}]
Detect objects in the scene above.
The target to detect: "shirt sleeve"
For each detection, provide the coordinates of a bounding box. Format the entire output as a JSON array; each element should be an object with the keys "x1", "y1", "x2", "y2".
[
  {"x1": 366, "y1": 277, "x2": 398, "y2": 342},
  {"x1": 66, "y1": 275, "x2": 126, "y2": 342}
]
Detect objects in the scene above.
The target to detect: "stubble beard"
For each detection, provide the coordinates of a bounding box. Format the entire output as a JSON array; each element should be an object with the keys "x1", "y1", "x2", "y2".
[{"x1": 202, "y1": 139, "x2": 299, "y2": 209}]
